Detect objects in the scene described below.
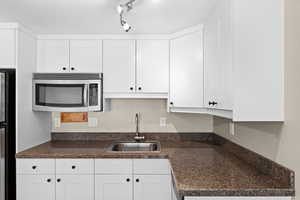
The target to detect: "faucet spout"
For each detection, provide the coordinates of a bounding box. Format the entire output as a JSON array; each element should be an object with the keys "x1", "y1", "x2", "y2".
[{"x1": 134, "y1": 113, "x2": 145, "y2": 142}]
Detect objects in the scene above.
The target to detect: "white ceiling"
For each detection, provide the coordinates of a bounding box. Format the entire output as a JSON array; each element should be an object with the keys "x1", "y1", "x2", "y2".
[{"x1": 0, "y1": 0, "x2": 218, "y2": 34}]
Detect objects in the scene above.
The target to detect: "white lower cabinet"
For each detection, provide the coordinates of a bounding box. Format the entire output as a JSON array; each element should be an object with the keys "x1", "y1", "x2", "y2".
[
  {"x1": 94, "y1": 159, "x2": 172, "y2": 200},
  {"x1": 56, "y1": 175, "x2": 94, "y2": 200},
  {"x1": 134, "y1": 175, "x2": 171, "y2": 200},
  {"x1": 17, "y1": 159, "x2": 94, "y2": 200},
  {"x1": 17, "y1": 174, "x2": 55, "y2": 200},
  {"x1": 95, "y1": 175, "x2": 133, "y2": 200}
]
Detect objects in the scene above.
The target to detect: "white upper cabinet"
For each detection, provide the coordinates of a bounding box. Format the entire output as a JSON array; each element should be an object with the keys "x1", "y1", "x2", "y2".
[
  {"x1": 136, "y1": 40, "x2": 169, "y2": 94},
  {"x1": 69, "y1": 40, "x2": 102, "y2": 73},
  {"x1": 231, "y1": 0, "x2": 284, "y2": 121},
  {"x1": 37, "y1": 40, "x2": 69, "y2": 73},
  {"x1": 204, "y1": 0, "x2": 233, "y2": 111},
  {"x1": 0, "y1": 29, "x2": 16, "y2": 68},
  {"x1": 103, "y1": 40, "x2": 136, "y2": 94},
  {"x1": 37, "y1": 39, "x2": 102, "y2": 73},
  {"x1": 103, "y1": 39, "x2": 169, "y2": 97},
  {"x1": 170, "y1": 30, "x2": 204, "y2": 108}
]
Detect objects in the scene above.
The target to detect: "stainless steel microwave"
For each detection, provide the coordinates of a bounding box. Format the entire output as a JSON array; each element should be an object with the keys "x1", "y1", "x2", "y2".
[{"x1": 32, "y1": 73, "x2": 103, "y2": 112}]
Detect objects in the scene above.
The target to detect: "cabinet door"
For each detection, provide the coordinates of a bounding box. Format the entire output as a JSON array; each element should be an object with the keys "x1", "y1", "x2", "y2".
[
  {"x1": 0, "y1": 29, "x2": 16, "y2": 68},
  {"x1": 204, "y1": 0, "x2": 233, "y2": 110},
  {"x1": 69, "y1": 40, "x2": 102, "y2": 73},
  {"x1": 17, "y1": 175, "x2": 55, "y2": 200},
  {"x1": 103, "y1": 40, "x2": 136, "y2": 93},
  {"x1": 95, "y1": 175, "x2": 132, "y2": 200},
  {"x1": 37, "y1": 40, "x2": 69, "y2": 73},
  {"x1": 134, "y1": 175, "x2": 171, "y2": 200},
  {"x1": 56, "y1": 175, "x2": 94, "y2": 200},
  {"x1": 170, "y1": 31, "x2": 204, "y2": 108},
  {"x1": 136, "y1": 40, "x2": 169, "y2": 93}
]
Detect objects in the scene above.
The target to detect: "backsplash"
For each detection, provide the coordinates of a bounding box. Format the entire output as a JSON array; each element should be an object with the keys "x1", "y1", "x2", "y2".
[{"x1": 51, "y1": 99, "x2": 213, "y2": 133}]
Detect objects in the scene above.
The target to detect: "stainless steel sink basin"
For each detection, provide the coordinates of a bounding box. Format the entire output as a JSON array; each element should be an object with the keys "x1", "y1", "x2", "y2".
[{"x1": 107, "y1": 142, "x2": 161, "y2": 153}]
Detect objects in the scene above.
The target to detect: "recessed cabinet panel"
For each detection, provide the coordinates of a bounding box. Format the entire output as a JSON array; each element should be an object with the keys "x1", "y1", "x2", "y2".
[
  {"x1": 136, "y1": 40, "x2": 169, "y2": 93},
  {"x1": 69, "y1": 40, "x2": 102, "y2": 73},
  {"x1": 37, "y1": 40, "x2": 69, "y2": 73},
  {"x1": 0, "y1": 29, "x2": 16, "y2": 68},
  {"x1": 95, "y1": 159, "x2": 133, "y2": 174},
  {"x1": 170, "y1": 31, "x2": 204, "y2": 108},
  {"x1": 95, "y1": 175, "x2": 133, "y2": 200},
  {"x1": 56, "y1": 175, "x2": 94, "y2": 200},
  {"x1": 204, "y1": 0, "x2": 233, "y2": 111},
  {"x1": 16, "y1": 159, "x2": 55, "y2": 174},
  {"x1": 134, "y1": 175, "x2": 172, "y2": 200},
  {"x1": 17, "y1": 175, "x2": 55, "y2": 200},
  {"x1": 103, "y1": 40, "x2": 136, "y2": 93},
  {"x1": 56, "y1": 159, "x2": 94, "y2": 174}
]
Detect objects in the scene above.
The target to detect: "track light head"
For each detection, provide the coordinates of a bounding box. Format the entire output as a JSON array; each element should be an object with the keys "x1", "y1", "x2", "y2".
[
  {"x1": 117, "y1": 0, "x2": 136, "y2": 32},
  {"x1": 121, "y1": 20, "x2": 131, "y2": 32}
]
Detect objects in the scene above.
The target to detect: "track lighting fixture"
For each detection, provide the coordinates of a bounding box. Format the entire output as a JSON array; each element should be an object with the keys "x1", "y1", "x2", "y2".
[{"x1": 117, "y1": 0, "x2": 136, "y2": 32}]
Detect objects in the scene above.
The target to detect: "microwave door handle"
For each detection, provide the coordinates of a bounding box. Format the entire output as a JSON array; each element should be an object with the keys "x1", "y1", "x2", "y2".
[{"x1": 84, "y1": 84, "x2": 89, "y2": 107}]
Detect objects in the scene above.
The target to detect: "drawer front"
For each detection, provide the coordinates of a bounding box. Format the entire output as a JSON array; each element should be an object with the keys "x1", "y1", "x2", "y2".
[
  {"x1": 17, "y1": 159, "x2": 55, "y2": 174},
  {"x1": 56, "y1": 159, "x2": 94, "y2": 174},
  {"x1": 95, "y1": 159, "x2": 133, "y2": 174},
  {"x1": 133, "y1": 159, "x2": 170, "y2": 175}
]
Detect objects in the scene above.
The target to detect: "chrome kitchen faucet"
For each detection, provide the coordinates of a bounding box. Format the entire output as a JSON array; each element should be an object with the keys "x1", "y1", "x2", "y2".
[{"x1": 134, "y1": 113, "x2": 145, "y2": 142}]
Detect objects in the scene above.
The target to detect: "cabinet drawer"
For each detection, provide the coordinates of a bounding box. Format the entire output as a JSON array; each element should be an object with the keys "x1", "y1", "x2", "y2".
[
  {"x1": 56, "y1": 159, "x2": 94, "y2": 174},
  {"x1": 95, "y1": 159, "x2": 133, "y2": 174},
  {"x1": 17, "y1": 159, "x2": 55, "y2": 174},
  {"x1": 133, "y1": 159, "x2": 170, "y2": 175}
]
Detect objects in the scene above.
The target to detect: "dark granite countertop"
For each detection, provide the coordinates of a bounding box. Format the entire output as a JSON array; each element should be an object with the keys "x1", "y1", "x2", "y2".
[{"x1": 16, "y1": 133, "x2": 295, "y2": 197}]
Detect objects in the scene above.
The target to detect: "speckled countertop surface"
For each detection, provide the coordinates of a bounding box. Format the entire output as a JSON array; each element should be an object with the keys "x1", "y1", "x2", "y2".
[{"x1": 16, "y1": 139, "x2": 295, "y2": 197}]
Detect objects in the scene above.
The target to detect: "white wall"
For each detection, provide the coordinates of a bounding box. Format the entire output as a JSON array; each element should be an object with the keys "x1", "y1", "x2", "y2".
[
  {"x1": 16, "y1": 29, "x2": 51, "y2": 152},
  {"x1": 214, "y1": 0, "x2": 300, "y2": 199},
  {"x1": 52, "y1": 99, "x2": 213, "y2": 133}
]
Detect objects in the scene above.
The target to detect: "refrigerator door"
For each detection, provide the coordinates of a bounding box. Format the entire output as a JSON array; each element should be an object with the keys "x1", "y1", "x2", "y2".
[
  {"x1": 0, "y1": 73, "x2": 5, "y2": 123},
  {"x1": 0, "y1": 128, "x2": 4, "y2": 200}
]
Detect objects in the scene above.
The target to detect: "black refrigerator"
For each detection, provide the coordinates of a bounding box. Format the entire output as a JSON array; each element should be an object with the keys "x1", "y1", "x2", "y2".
[{"x1": 0, "y1": 69, "x2": 16, "y2": 200}]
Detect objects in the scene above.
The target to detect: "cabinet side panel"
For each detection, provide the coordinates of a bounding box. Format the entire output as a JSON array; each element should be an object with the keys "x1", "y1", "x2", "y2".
[{"x1": 232, "y1": 0, "x2": 284, "y2": 121}]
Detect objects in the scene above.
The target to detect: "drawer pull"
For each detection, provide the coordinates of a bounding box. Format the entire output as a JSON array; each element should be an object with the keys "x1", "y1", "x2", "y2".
[
  {"x1": 47, "y1": 179, "x2": 51, "y2": 183},
  {"x1": 136, "y1": 178, "x2": 139, "y2": 183},
  {"x1": 57, "y1": 179, "x2": 61, "y2": 183},
  {"x1": 32, "y1": 166, "x2": 37, "y2": 170},
  {"x1": 126, "y1": 178, "x2": 130, "y2": 182},
  {"x1": 72, "y1": 165, "x2": 76, "y2": 169}
]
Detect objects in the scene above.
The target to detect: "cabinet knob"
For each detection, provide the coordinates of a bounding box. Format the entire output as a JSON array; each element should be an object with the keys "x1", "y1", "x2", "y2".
[
  {"x1": 170, "y1": 102, "x2": 174, "y2": 106},
  {"x1": 47, "y1": 179, "x2": 51, "y2": 183},
  {"x1": 71, "y1": 67, "x2": 75, "y2": 71},
  {"x1": 209, "y1": 101, "x2": 218, "y2": 106},
  {"x1": 136, "y1": 179, "x2": 139, "y2": 183},
  {"x1": 72, "y1": 165, "x2": 76, "y2": 169},
  {"x1": 32, "y1": 166, "x2": 37, "y2": 170},
  {"x1": 62, "y1": 67, "x2": 67, "y2": 71},
  {"x1": 57, "y1": 179, "x2": 61, "y2": 183},
  {"x1": 126, "y1": 178, "x2": 130, "y2": 182},
  {"x1": 138, "y1": 87, "x2": 142, "y2": 91},
  {"x1": 130, "y1": 87, "x2": 134, "y2": 91}
]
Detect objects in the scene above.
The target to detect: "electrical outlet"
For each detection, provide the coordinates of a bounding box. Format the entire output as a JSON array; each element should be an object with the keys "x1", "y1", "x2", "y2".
[
  {"x1": 88, "y1": 117, "x2": 98, "y2": 127},
  {"x1": 229, "y1": 121, "x2": 235, "y2": 136},
  {"x1": 54, "y1": 118, "x2": 61, "y2": 128},
  {"x1": 160, "y1": 117, "x2": 167, "y2": 127}
]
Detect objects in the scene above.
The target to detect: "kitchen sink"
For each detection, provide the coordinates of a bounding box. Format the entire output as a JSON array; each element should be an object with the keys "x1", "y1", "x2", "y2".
[{"x1": 107, "y1": 142, "x2": 161, "y2": 153}]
